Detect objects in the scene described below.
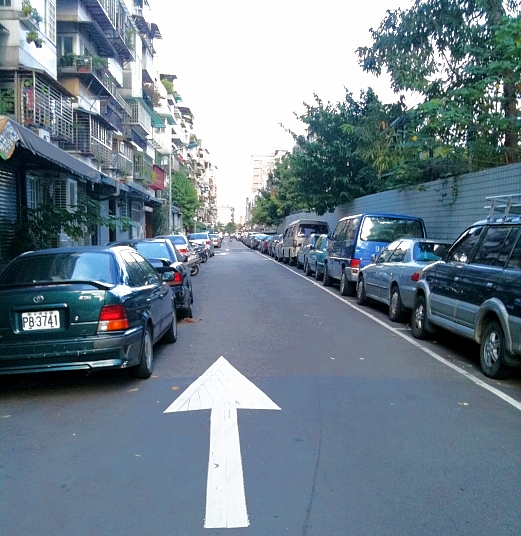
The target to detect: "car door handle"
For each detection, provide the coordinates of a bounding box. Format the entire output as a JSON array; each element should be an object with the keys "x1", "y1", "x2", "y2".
[
  {"x1": 454, "y1": 276, "x2": 459, "y2": 282},
  {"x1": 486, "y1": 282, "x2": 494, "y2": 289}
]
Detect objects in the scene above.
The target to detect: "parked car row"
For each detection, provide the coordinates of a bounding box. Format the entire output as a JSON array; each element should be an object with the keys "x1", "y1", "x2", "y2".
[
  {"x1": 0, "y1": 232, "x2": 221, "y2": 379},
  {"x1": 257, "y1": 202, "x2": 521, "y2": 379}
]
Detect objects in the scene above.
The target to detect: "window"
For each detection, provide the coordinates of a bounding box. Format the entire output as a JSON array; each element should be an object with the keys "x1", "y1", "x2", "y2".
[
  {"x1": 472, "y1": 226, "x2": 511, "y2": 266},
  {"x1": 121, "y1": 251, "x2": 148, "y2": 287},
  {"x1": 46, "y1": 0, "x2": 56, "y2": 44},
  {"x1": 0, "y1": 1, "x2": 12, "y2": 6},
  {"x1": 377, "y1": 241, "x2": 400, "y2": 263},
  {"x1": 505, "y1": 231, "x2": 521, "y2": 271},
  {"x1": 52, "y1": 178, "x2": 77, "y2": 211},
  {"x1": 389, "y1": 243, "x2": 408, "y2": 263},
  {"x1": 333, "y1": 220, "x2": 347, "y2": 241},
  {"x1": 360, "y1": 216, "x2": 424, "y2": 242},
  {"x1": 447, "y1": 226, "x2": 483, "y2": 263}
]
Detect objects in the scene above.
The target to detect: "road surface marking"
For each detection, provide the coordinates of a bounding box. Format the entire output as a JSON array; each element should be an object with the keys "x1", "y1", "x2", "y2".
[{"x1": 164, "y1": 356, "x2": 281, "y2": 528}]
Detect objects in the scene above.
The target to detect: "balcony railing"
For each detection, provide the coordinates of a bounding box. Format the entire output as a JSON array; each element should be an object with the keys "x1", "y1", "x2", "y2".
[
  {"x1": 63, "y1": 111, "x2": 112, "y2": 165},
  {"x1": 133, "y1": 151, "x2": 154, "y2": 183},
  {"x1": 125, "y1": 98, "x2": 151, "y2": 137},
  {"x1": 58, "y1": 55, "x2": 119, "y2": 101}
]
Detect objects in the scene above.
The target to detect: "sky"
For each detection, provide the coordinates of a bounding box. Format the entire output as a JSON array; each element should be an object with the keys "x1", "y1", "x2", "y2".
[{"x1": 153, "y1": 0, "x2": 414, "y2": 222}]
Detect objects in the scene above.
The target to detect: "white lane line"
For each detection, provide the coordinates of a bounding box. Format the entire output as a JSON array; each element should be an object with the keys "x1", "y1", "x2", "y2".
[{"x1": 259, "y1": 251, "x2": 521, "y2": 411}]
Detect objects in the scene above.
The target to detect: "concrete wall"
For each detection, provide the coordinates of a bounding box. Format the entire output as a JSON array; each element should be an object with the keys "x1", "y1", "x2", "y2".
[{"x1": 279, "y1": 163, "x2": 521, "y2": 241}]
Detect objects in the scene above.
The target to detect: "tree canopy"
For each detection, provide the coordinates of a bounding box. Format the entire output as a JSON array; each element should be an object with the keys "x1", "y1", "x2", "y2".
[
  {"x1": 250, "y1": 0, "x2": 521, "y2": 227},
  {"x1": 171, "y1": 170, "x2": 199, "y2": 229}
]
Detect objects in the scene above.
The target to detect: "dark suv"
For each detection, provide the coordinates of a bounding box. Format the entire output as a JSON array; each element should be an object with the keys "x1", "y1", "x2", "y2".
[{"x1": 411, "y1": 199, "x2": 521, "y2": 379}]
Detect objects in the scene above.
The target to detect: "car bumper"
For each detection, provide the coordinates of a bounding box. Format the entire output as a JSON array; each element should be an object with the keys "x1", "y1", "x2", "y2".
[{"x1": 0, "y1": 326, "x2": 143, "y2": 375}]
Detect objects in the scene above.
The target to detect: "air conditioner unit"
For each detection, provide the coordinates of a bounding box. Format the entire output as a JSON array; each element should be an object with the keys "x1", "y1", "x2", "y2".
[{"x1": 34, "y1": 128, "x2": 51, "y2": 142}]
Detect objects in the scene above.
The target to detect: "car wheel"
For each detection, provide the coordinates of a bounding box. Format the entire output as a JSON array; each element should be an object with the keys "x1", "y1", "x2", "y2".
[
  {"x1": 480, "y1": 321, "x2": 512, "y2": 379},
  {"x1": 339, "y1": 271, "x2": 355, "y2": 296},
  {"x1": 411, "y1": 295, "x2": 429, "y2": 339},
  {"x1": 190, "y1": 264, "x2": 199, "y2": 276},
  {"x1": 130, "y1": 325, "x2": 153, "y2": 379},
  {"x1": 283, "y1": 254, "x2": 289, "y2": 264},
  {"x1": 315, "y1": 265, "x2": 323, "y2": 281},
  {"x1": 356, "y1": 277, "x2": 367, "y2": 305},
  {"x1": 389, "y1": 286, "x2": 404, "y2": 322},
  {"x1": 201, "y1": 253, "x2": 208, "y2": 263},
  {"x1": 190, "y1": 286, "x2": 194, "y2": 304},
  {"x1": 162, "y1": 308, "x2": 178, "y2": 344},
  {"x1": 304, "y1": 260, "x2": 312, "y2": 276},
  {"x1": 322, "y1": 264, "x2": 332, "y2": 287}
]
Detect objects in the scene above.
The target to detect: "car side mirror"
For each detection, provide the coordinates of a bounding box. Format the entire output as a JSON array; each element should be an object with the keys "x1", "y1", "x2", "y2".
[
  {"x1": 162, "y1": 271, "x2": 175, "y2": 282},
  {"x1": 371, "y1": 254, "x2": 377, "y2": 263},
  {"x1": 309, "y1": 244, "x2": 315, "y2": 250}
]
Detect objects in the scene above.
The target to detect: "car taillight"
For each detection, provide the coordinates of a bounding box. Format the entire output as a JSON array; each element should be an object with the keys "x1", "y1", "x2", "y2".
[
  {"x1": 350, "y1": 259, "x2": 360, "y2": 269},
  {"x1": 206, "y1": 240, "x2": 211, "y2": 246},
  {"x1": 98, "y1": 304, "x2": 129, "y2": 331},
  {"x1": 411, "y1": 270, "x2": 422, "y2": 281},
  {"x1": 169, "y1": 271, "x2": 183, "y2": 286},
  {"x1": 178, "y1": 248, "x2": 188, "y2": 254}
]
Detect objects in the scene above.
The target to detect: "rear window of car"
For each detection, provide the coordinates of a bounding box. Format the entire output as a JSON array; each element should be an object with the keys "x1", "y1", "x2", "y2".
[
  {"x1": 360, "y1": 217, "x2": 425, "y2": 242},
  {"x1": 166, "y1": 236, "x2": 187, "y2": 245},
  {"x1": 133, "y1": 242, "x2": 172, "y2": 260},
  {"x1": 188, "y1": 233, "x2": 208, "y2": 240},
  {"x1": 413, "y1": 241, "x2": 450, "y2": 262},
  {"x1": 297, "y1": 224, "x2": 329, "y2": 237},
  {"x1": 0, "y1": 252, "x2": 116, "y2": 285}
]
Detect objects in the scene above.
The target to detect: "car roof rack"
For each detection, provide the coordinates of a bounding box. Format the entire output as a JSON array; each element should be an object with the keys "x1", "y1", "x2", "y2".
[{"x1": 485, "y1": 194, "x2": 521, "y2": 221}]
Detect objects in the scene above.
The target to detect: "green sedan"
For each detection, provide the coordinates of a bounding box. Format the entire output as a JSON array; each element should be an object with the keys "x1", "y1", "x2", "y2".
[{"x1": 0, "y1": 245, "x2": 177, "y2": 378}]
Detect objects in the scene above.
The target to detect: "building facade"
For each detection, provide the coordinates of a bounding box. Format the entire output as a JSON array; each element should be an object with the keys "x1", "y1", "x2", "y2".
[{"x1": 0, "y1": 0, "x2": 216, "y2": 266}]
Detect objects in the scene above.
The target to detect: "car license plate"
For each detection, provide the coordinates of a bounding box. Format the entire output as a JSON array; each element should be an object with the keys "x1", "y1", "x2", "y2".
[{"x1": 21, "y1": 310, "x2": 61, "y2": 331}]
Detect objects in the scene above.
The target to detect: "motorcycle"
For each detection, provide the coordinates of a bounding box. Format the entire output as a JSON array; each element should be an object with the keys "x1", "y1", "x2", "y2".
[{"x1": 191, "y1": 241, "x2": 209, "y2": 264}]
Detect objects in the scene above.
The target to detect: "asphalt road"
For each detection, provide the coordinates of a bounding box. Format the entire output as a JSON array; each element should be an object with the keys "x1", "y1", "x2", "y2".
[{"x1": 1, "y1": 240, "x2": 520, "y2": 536}]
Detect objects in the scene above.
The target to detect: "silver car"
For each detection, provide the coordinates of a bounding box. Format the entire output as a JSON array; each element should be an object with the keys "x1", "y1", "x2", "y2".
[{"x1": 356, "y1": 238, "x2": 452, "y2": 322}]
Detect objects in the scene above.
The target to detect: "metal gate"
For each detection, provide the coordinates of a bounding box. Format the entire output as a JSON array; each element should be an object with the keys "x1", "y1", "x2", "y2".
[{"x1": 0, "y1": 164, "x2": 18, "y2": 268}]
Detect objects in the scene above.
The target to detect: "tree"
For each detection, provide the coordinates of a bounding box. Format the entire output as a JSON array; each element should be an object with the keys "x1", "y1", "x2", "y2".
[
  {"x1": 171, "y1": 171, "x2": 199, "y2": 229},
  {"x1": 357, "y1": 0, "x2": 521, "y2": 164}
]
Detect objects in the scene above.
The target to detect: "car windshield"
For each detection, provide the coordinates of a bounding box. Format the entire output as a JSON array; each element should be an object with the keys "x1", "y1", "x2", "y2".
[{"x1": 0, "y1": 252, "x2": 116, "y2": 285}]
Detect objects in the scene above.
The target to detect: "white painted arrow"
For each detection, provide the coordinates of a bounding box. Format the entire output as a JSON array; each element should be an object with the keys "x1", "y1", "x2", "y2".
[{"x1": 164, "y1": 356, "x2": 280, "y2": 529}]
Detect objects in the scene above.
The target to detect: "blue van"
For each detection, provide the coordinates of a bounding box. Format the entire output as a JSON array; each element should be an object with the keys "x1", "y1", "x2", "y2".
[{"x1": 323, "y1": 213, "x2": 427, "y2": 296}]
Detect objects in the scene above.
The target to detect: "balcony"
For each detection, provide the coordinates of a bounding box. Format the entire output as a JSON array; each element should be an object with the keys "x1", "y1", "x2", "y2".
[
  {"x1": 63, "y1": 111, "x2": 113, "y2": 165},
  {"x1": 102, "y1": 139, "x2": 134, "y2": 178},
  {"x1": 124, "y1": 98, "x2": 152, "y2": 138},
  {"x1": 58, "y1": 55, "x2": 120, "y2": 101},
  {"x1": 133, "y1": 151, "x2": 154, "y2": 184}
]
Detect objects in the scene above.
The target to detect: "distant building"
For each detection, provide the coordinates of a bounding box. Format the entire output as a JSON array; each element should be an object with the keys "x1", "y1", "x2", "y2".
[{"x1": 246, "y1": 148, "x2": 287, "y2": 223}]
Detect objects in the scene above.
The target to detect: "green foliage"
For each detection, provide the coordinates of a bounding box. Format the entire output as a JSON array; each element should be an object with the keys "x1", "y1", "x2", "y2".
[
  {"x1": 357, "y1": 0, "x2": 521, "y2": 163},
  {"x1": 151, "y1": 205, "x2": 170, "y2": 236},
  {"x1": 11, "y1": 199, "x2": 132, "y2": 255},
  {"x1": 224, "y1": 222, "x2": 237, "y2": 234},
  {"x1": 161, "y1": 78, "x2": 174, "y2": 95},
  {"x1": 171, "y1": 171, "x2": 200, "y2": 229}
]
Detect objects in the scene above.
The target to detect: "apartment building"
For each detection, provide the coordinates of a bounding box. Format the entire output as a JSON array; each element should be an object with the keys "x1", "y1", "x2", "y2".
[
  {"x1": 250, "y1": 148, "x2": 287, "y2": 200},
  {"x1": 0, "y1": 0, "x2": 213, "y2": 265}
]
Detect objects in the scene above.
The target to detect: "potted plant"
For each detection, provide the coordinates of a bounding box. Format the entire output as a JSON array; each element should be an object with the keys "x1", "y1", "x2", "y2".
[{"x1": 26, "y1": 30, "x2": 38, "y2": 44}]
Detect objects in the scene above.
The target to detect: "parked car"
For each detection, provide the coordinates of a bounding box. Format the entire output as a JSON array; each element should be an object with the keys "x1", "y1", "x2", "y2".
[
  {"x1": 156, "y1": 235, "x2": 201, "y2": 275},
  {"x1": 109, "y1": 239, "x2": 193, "y2": 319},
  {"x1": 305, "y1": 234, "x2": 329, "y2": 279},
  {"x1": 250, "y1": 233, "x2": 267, "y2": 250},
  {"x1": 187, "y1": 232, "x2": 215, "y2": 257},
  {"x1": 274, "y1": 236, "x2": 285, "y2": 261},
  {"x1": 0, "y1": 246, "x2": 177, "y2": 378},
  {"x1": 324, "y1": 212, "x2": 427, "y2": 296},
  {"x1": 411, "y1": 203, "x2": 521, "y2": 379},
  {"x1": 270, "y1": 234, "x2": 283, "y2": 257},
  {"x1": 260, "y1": 235, "x2": 274, "y2": 254},
  {"x1": 356, "y1": 238, "x2": 452, "y2": 321},
  {"x1": 297, "y1": 233, "x2": 321, "y2": 269},
  {"x1": 209, "y1": 233, "x2": 222, "y2": 249},
  {"x1": 281, "y1": 219, "x2": 330, "y2": 265}
]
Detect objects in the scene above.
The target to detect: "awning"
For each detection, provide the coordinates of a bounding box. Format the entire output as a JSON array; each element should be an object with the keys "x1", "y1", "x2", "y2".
[
  {"x1": 0, "y1": 116, "x2": 102, "y2": 183},
  {"x1": 142, "y1": 101, "x2": 165, "y2": 129}
]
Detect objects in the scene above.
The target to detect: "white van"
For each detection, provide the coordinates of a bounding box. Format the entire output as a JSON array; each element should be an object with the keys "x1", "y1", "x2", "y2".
[{"x1": 281, "y1": 219, "x2": 330, "y2": 265}]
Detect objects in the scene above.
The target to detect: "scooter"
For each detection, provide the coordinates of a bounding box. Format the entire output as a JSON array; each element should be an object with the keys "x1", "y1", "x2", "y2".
[{"x1": 191, "y1": 242, "x2": 209, "y2": 263}]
